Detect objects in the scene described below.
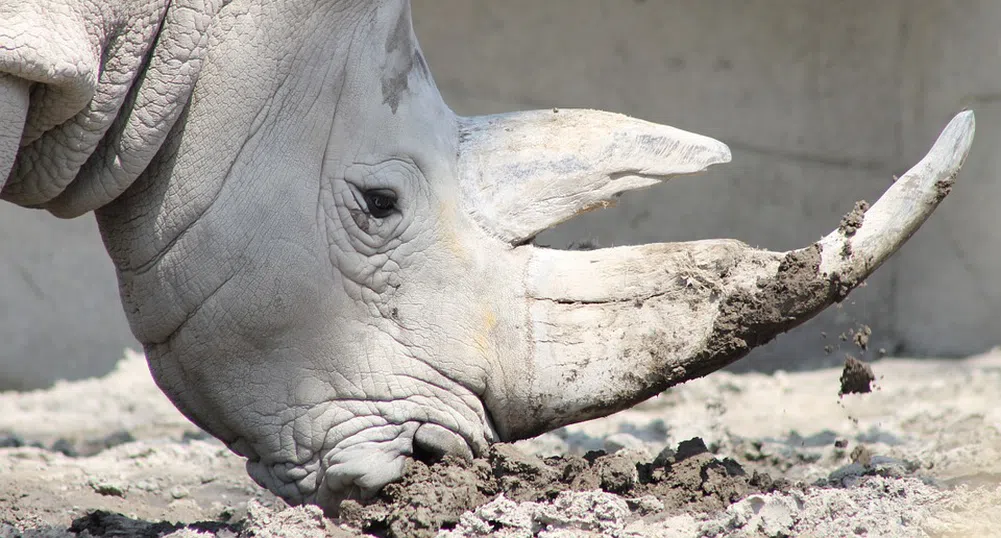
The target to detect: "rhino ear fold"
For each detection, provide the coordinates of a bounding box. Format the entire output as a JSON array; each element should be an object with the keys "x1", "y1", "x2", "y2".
[
  {"x1": 456, "y1": 109, "x2": 731, "y2": 245},
  {"x1": 0, "y1": 75, "x2": 30, "y2": 187}
]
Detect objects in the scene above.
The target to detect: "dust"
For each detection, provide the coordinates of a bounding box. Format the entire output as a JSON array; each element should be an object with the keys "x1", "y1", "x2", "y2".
[
  {"x1": 336, "y1": 438, "x2": 776, "y2": 538},
  {"x1": 839, "y1": 355, "x2": 875, "y2": 395},
  {"x1": 838, "y1": 200, "x2": 870, "y2": 237}
]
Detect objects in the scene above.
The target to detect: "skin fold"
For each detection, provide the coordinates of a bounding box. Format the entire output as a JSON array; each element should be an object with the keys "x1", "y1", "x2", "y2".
[{"x1": 0, "y1": 0, "x2": 975, "y2": 514}]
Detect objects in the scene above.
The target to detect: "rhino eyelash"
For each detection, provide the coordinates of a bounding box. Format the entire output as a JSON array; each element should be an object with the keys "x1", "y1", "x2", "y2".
[{"x1": 361, "y1": 189, "x2": 398, "y2": 219}]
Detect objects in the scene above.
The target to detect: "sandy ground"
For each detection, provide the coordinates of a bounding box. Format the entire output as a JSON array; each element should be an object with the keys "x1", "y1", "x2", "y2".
[{"x1": 1, "y1": 347, "x2": 999, "y2": 537}]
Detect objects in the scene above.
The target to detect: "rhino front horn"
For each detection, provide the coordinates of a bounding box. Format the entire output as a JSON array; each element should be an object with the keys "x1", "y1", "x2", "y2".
[{"x1": 474, "y1": 110, "x2": 974, "y2": 441}]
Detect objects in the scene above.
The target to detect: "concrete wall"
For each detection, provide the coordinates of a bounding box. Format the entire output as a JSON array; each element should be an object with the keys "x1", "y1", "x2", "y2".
[
  {"x1": 0, "y1": 207, "x2": 138, "y2": 389},
  {"x1": 0, "y1": 0, "x2": 997, "y2": 388},
  {"x1": 895, "y1": 3, "x2": 1001, "y2": 355}
]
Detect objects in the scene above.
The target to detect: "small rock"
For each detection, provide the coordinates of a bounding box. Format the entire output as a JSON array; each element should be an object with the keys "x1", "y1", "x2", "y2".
[
  {"x1": 0, "y1": 432, "x2": 25, "y2": 448},
  {"x1": 675, "y1": 437, "x2": 710, "y2": 461},
  {"x1": 652, "y1": 445, "x2": 676, "y2": 467},
  {"x1": 850, "y1": 445, "x2": 873, "y2": 466},
  {"x1": 829, "y1": 455, "x2": 910, "y2": 486},
  {"x1": 90, "y1": 480, "x2": 128, "y2": 497},
  {"x1": 50, "y1": 438, "x2": 78, "y2": 457},
  {"x1": 169, "y1": 485, "x2": 190, "y2": 500},
  {"x1": 745, "y1": 494, "x2": 797, "y2": 536},
  {"x1": 625, "y1": 495, "x2": 664, "y2": 515},
  {"x1": 602, "y1": 432, "x2": 646, "y2": 454},
  {"x1": 593, "y1": 452, "x2": 639, "y2": 494}
]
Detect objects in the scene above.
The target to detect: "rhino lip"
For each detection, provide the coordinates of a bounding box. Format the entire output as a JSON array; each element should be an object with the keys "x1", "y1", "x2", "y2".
[{"x1": 412, "y1": 422, "x2": 475, "y2": 464}]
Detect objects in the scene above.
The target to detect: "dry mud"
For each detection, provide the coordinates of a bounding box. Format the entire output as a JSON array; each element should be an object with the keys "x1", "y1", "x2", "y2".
[{"x1": 1, "y1": 348, "x2": 1000, "y2": 537}]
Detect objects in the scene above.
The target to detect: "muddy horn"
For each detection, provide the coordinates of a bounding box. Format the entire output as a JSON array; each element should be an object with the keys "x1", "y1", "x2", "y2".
[{"x1": 486, "y1": 111, "x2": 975, "y2": 441}]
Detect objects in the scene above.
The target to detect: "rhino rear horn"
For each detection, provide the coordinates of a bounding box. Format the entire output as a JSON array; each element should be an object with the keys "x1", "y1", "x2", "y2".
[{"x1": 457, "y1": 109, "x2": 731, "y2": 244}]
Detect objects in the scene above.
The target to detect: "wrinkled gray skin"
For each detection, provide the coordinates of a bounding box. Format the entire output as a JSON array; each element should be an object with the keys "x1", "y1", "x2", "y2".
[{"x1": 0, "y1": 0, "x2": 974, "y2": 513}]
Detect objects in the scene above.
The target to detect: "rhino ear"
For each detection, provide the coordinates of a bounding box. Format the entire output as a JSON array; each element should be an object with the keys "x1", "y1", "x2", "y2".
[{"x1": 456, "y1": 109, "x2": 731, "y2": 244}]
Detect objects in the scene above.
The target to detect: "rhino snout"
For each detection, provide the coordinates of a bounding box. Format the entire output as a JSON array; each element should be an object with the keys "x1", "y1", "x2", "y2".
[{"x1": 241, "y1": 404, "x2": 488, "y2": 513}]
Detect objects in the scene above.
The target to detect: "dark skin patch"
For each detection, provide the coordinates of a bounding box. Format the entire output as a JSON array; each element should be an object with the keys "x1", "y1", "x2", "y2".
[{"x1": 380, "y1": 3, "x2": 428, "y2": 113}]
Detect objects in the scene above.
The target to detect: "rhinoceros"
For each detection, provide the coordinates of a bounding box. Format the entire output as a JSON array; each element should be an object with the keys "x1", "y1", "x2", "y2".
[{"x1": 0, "y1": 0, "x2": 975, "y2": 513}]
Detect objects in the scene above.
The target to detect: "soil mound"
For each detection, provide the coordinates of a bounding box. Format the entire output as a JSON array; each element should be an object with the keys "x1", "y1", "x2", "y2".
[{"x1": 338, "y1": 437, "x2": 786, "y2": 538}]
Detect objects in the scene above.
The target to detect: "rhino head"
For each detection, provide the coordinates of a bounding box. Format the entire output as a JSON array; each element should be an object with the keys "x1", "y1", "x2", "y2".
[{"x1": 0, "y1": 0, "x2": 974, "y2": 512}]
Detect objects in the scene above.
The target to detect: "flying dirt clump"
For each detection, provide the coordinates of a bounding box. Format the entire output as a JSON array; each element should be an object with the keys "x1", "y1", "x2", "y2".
[
  {"x1": 852, "y1": 325, "x2": 872, "y2": 351},
  {"x1": 336, "y1": 438, "x2": 783, "y2": 538},
  {"x1": 839, "y1": 355, "x2": 875, "y2": 395}
]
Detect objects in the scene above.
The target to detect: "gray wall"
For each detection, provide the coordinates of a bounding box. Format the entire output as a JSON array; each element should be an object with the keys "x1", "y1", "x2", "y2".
[
  {"x1": 0, "y1": 0, "x2": 997, "y2": 388},
  {"x1": 0, "y1": 208, "x2": 138, "y2": 389}
]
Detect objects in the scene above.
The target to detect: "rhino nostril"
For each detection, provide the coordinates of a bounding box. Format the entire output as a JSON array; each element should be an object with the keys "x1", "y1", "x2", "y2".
[{"x1": 413, "y1": 423, "x2": 473, "y2": 465}]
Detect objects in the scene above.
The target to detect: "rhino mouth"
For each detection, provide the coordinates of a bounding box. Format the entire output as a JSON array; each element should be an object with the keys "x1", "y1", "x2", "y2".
[{"x1": 243, "y1": 414, "x2": 490, "y2": 513}]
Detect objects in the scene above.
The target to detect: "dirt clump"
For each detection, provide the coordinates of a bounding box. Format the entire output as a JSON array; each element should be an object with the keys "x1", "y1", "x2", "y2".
[
  {"x1": 850, "y1": 444, "x2": 874, "y2": 466},
  {"x1": 839, "y1": 200, "x2": 870, "y2": 237},
  {"x1": 839, "y1": 355, "x2": 875, "y2": 395},
  {"x1": 337, "y1": 438, "x2": 772, "y2": 538},
  {"x1": 852, "y1": 325, "x2": 872, "y2": 351}
]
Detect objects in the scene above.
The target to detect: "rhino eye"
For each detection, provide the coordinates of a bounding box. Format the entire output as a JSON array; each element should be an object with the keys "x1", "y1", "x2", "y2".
[{"x1": 362, "y1": 189, "x2": 397, "y2": 218}]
